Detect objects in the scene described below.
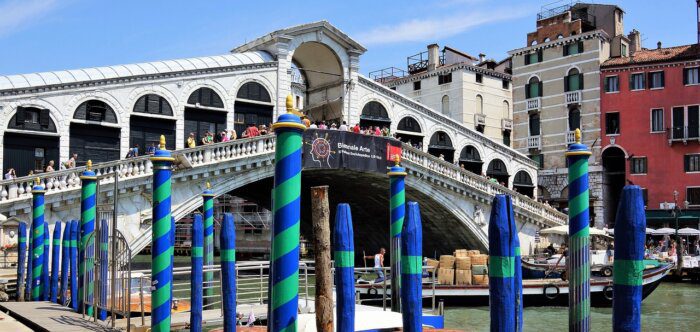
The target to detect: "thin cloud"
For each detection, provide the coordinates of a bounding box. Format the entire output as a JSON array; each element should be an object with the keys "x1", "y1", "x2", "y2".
[
  {"x1": 357, "y1": 8, "x2": 532, "y2": 45},
  {"x1": 0, "y1": 0, "x2": 58, "y2": 37}
]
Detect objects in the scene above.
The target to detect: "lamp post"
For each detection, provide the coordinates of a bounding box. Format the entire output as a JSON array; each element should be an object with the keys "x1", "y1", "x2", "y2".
[{"x1": 669, "y1": 190, "x2": 690, "y2": 277}]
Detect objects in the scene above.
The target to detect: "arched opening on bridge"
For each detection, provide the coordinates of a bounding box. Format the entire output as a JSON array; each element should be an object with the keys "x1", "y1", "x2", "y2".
[
  {"x1": 458, "y1": 145, "x2": 482, "y2": 175},
  {"x1": 185, "y1": 87, "x2": 227, "y2": 146},
  {"x1": 3, "y1": 106, "x2": 59, "y2": 176},
  {"x1": 513, "y1": 170, "x2": 535, "y2": 198},
  {"x1": 234, "y1": 82, "x2": 274, "y2": 137},
  {"x1": 359, "y1": 101, "x2": 391, "y2": 130},
  {"x1": 486, "y1": 159, "x2": 509, "y2": 186},
  {"x1": 602, "y1": 146, "x2": 626, "y2": 227},
  {"x1": 130, "y1": 94, "x2": 175, "y2": 151},
  {"x1": 395, "y1": 116, "x2": 423, "y2": 149},
  {"x1": 70, "y1": 100, "x2": 120, "y2": 165},
  {"x1": 291, "y1": 42, "x2": 344, "y2": 123},
  {"x1": 428, "y1": 131, "x2": 454, "y2": 163}
]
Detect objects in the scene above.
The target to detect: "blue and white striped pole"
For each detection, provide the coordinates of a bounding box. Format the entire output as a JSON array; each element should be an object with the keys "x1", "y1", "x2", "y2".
[
  {"x1": 98, "y1": 219, "x2": 109, "y2": 320},
  {"x1": 488, "y1": 195, "x2": 519, "y2": 332},
  {"x1": 50, "y1": 222, "x2": 62, "y2": 303},
  {"x1": 16, "y1": 221, "x2": 27, "y2": 301},
  {"x1": 401, "y1": 202, "x2": 423, "y2": 332},
  {"x1": 31, "y1": 178, "x2": 45, "y2": 301},
  {"x1": 60, "y1": 222, "x2": 71, "y2": 306},
  {"x1": 221, "y1": 213, "x2": 236, "y2": 332},
  {"x1": 334, "y1": 203, "x2": 355, "y2": 332},
  {"x1": 613, "y1": 186, "x2": 646, "y2": 331},
  {"x1": 70, "y1": 220, "x2": 79, "y2": 311},
  {"x1": 190, "y1": 213, "x2": 204, "y2": 332},
  {"x1": 42, "y1": 223, "x2": 50, "y2": 300}
]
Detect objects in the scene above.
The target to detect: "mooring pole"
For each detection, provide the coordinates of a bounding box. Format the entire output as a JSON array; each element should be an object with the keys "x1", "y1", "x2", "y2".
[
  {"x1": 221, "y1": 213, "x2": 236, "y2": 332},
  {"x1": 268, "y1": 95, "x2": 306, "y2": 332},
  {"x1": 488, "y1": 195, "x2": 520, "y2": 332},
  {"x1": 334, "y1": 203, "x2": 355, "y2": 332},
  {"x1": 613, "y1": 186, "x2": 645, "y2": 331},
  {"x1": 31, "y1": 178, "x2": 46, "y2": 301},
  {"x1": 42, "y1": 223, "x2": 50, "y2": 301},
  {"x1": 202, "y1": 182, "x2": 215, "y2": 307},
  {"x1": 311, "y1": 186, "x2": 333, "y2": 332},
  {"x1": 387, "y1": 156, "x2": 407, "y2": 312},
  {"x1": 565, "y1": 128, "x2": 592, "y2": 332},
  {"x1": 110, "y1": 171, "x2": 119, "y2": 326},
  {"x1": 150, "y1": 135, "x2": 175, "y2": 332},
  {"x1": 17, "y1": 221, "x2": 27, "y2": 301},
  {"x1": 513, "y1": 195, "x2": 524, "y2": 332},
  {"x1": 25, "y1": 230, "x2": 32, "y2": 301},
  {"x1": 50, "y1": 222, "x2": 62, "y2": 303},
  {"x1": 60, "y1": 222, "x2": 70, "y2": 306},
  {"x1": 79, "y1": 160, "x2": 97, "y2": 316},
  {"x1": 190, "y1": 213, "x2": 204, "y2": 332},
  {"x1": 401, "y1": 202, "x2": 423, "y2": 332},
  {"x1": 98, "y1": 219, "x2": 109, "y2": 320},
  {"x1": 70, "y1": 220, "x2": 79, "y2": 311}
]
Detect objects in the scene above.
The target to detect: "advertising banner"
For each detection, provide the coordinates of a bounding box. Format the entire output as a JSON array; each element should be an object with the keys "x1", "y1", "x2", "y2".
[{"x1": 302, "y1": 129, "x2": 402, "y2": 174}]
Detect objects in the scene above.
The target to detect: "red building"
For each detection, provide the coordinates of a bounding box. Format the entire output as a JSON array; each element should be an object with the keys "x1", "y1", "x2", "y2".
[{"x1": 600, "y1": 41, "x2": 700, "y2": 228}]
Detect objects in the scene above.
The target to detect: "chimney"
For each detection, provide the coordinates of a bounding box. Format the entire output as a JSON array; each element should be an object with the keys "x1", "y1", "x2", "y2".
[
  {"x1": 479, "y1": 53, "x2": 486, "y2": 63},
  {"x1": 657, "y1": 41, "x2": 662, "y2": 49},
  {"x1": 427, "y1": 44, "x2": 440, "y2": 71},
  {"x1": 628, "y1": 29, "x2": 641, "y2": 55}
]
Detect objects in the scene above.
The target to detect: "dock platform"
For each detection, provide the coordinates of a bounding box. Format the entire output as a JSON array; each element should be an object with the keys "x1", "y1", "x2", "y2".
[{"x1": 0, "y1": 301, "x2": 116, "y2": 332}]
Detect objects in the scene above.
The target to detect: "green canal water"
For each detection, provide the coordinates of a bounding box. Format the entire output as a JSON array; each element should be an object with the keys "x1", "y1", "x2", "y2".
[{"x1": 444, "y1": 282, "x2": 700, "y2": 331}]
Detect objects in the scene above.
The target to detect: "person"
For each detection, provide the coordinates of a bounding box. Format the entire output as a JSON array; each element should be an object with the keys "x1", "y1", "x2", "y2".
[
  {"x1": 381, "y1": 126, "x2": 390, "y2": 137},
  {"x1": 318, "y1": 121, "x2": 327, "y2": 130},
  {"x1": 374, "y1": 126, "x2": 381, "y2": 136},
  {"x1": 147, "y1": 142, "x2": 157, "y2": 155},
  {"x1": 302, "y1": 116, "x2": 311, "y2": 128},
  {"x1": 229, "y1": 130, "x2": 237, "y2": 141},
  {"x1": 128, "y1": 144, "x2": 139, "y2": 158},
  {"x1": 339, "y1": 121, "x2": 348, "y2": 131},
  {"x1": 4, "y1": 168, "x2": 16, "y2": 180},
  {"x1": 545, "y1": 243, "x2": 556, "y2": 256},
  {"x1": 606, "y1": 242, "x2": 614, "y2": 264},
  {"x1": 259, "y1": 124, "x2": 268, "y2": 136},
  {"x1": 242, "y1": 124, "x2": 260, "y2": 138},
  {"x1": 202, "y1": 131, "x2": 214, "y2": 145},
  {"x1": 439, "y1": 154, "x2": 445, "y2": 161},
  {"x1": 554, "y1": 243, "x2": 568, "y2": 280},
  {"x1": 309, "y1": 122, "x2": 318, "y2": 129},
  {"x1": 365, "y1": 248, "x2": 386, "y2": 283},
  {"x1": 352, "y1": 123, "x2": 360, "y2": 134},
  {"x1": 220, "y1": 131, "x2": 229, "y2": 142},
  {"x1": 67, "y1": 153, "x2": 78, "y2": 168},
  {"x1": 187, "y1": 132, "x2": 197, "y2": 148},
  {"x1": 45, "y1": 160, "x2": 55, "y2": 172},
  {"x1": 329, "y1": 123, "x2": 337, "y2": 130}
]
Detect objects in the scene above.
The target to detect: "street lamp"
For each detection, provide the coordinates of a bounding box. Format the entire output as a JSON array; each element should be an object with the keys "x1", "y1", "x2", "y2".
[{"x1": 669, "y1": 190, "x2": 691, "y2": 277}]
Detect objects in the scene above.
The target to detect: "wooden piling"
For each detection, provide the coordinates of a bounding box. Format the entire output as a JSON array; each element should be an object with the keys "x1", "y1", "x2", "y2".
[{"x1": 311, "y1": 185, "x2": 333, "y2": 332}]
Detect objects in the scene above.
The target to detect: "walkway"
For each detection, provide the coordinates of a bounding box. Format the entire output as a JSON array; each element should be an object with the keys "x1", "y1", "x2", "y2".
[{"x1": 0, "y1": 301, "x2": 116, "y2": 332}]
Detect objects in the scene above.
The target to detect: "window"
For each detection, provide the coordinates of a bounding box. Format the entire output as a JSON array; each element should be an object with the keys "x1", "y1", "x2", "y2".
[
  {"x1": 641, "y1": 188, "x2": 648, "y2": 207},
  {"x1": 605, "y1": 112, "x2": 620, "y2": 135},
  {"x1": 651, "y1": 108, "x2": 664, "y2": 132},
  {"x1": 529, "y1": 154, "x2": 544, "y2": 169},
  {"x1": 685, "y1": 154, "x2": 700, "y2": 172},
  {"x1": 621, "y1": 44, "x2": 627, "y2": 57},
  {"x1": 502, "y1": 130, "x2": 511, "y2": 146},
  {"x1": 438, "y1": 73, "x2": 452, "y2": 85},
  {"x1": 25, "y1": 109, "x2": 40, "y2": 123},
  {"x1": 630, "y1": 73, "x2": 645, "y2": 90},
  {"x1": 525, "y1": 77, "x2": 542, "y2": 99},
  {"x1": 563, "y1": 41, "x2": 584, "y2": 56},
  {"x1": 605, "y1": 76, "x2": 619, "y2": 92},
  {"x1": 476, "y1": 73, "x2": 483, "y2": 83},
  {"x1": 568, "y1": 108, "x2": 581, "y2": 131},
  {"x1": 476, "y1": 95, "x2": 483, "y2": 114},
  {"x1": 630, "y1": 157, "x2": 647, "y2": 174},
  {"x1": 524, "y1": 50, "x2": 543, "y2": 65},
  {"x1": 683, "y1": 67, "x2": 699, "y2": 85},
  {"x1": 529, "y1": 113, "x2": 540, "y2": 136},
  {"x1": 390, "y1": 87, "x2": 397, "y2": 91},
  {"x1": 502, "y1": 79, "x2": 509, "y2": 89},
  {"x1": 413, "y1": 81, "x2": 421, "y2": 91},
  {"x1": 649, "y1": 71, "x2": 664, "y2": 89},
  {"x1": 441, "y1": 95, "x2": 450, "y2": 115},
  {"x1": 565, "y1": 68, "x2": 583, "y2": 91},
  {"x1": 688, "y1": 187, "x2": 700, "y2": 206}
]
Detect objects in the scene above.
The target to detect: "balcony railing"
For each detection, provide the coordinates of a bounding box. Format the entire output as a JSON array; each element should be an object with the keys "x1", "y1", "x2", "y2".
[
  {"x1": 668, "y1": 126, "x2": 700, "y2": 144},
  {"x1": 527, "y1": 136, "x2": 541, "y2": 149},
  {"x1": 526, "y1": 97, "x2": 541, "y2": 112},
  {"x1": 565, "y1": 131, "x2": 578, "y2": 144},
  {"x1": 565, "y1": 90, "x2": 581, "y2": 105},
  {"x1": 369, "y1": 67, "x2": 406, "y2": 83}
]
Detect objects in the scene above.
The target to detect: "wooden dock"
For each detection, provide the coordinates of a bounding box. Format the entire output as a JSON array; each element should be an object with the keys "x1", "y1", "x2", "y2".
[{"x1": 0, "y1": 301, "x2": 116, "y2": 332}]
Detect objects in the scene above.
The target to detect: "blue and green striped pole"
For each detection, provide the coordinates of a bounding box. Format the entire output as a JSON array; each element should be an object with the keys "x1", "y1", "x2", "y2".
[
  {"x1": 70, "y1": 220, "x2": 79, "y2": 311},
  {"x1": 488, "y1": 195, "x2": 518, "y2": 332},
  {"x1": 31, "y1": 178, "x2": 46, "y2": 301},
  {"x1": 268, "y1": 95, "x2": 306, "y2": 332},
  {"x1": 25, "y1": 231, "x2": 32, "y2": 301},
  {"x1": 613, "y1": 186, "x2": 646, "y2": 331},
  {"x1": 190, "y1": 213, "x2": 204, "y2": 332},
  {"x1": 79, "y1": 160, "x2": 97, "y2": 315},
  {"x1": 151, "y1": 135, "x2": 174, "y2": 332},
  {"x1": 202, "y1": 182, "x2": 215, "y2": 307},
  {"x1": 388, "y1": 156, "x2": 407, "y2": 312},
  {"x1": 98, "y1": 219, "x2": 109, "y2": 320},
  {"x1": 50, "y1": 222, "x2": 62, "y2": 303},
  {"x1": 400, "y1": 202, "x2": 422, "y2": 332},
  {"x1": 565, "y1": 129, "x2": 592, "y2": 331},
  {"x1": 42, "y1": 223, "x2": 50, "y2": 300},
  {"x1": 60, "y1": 221, "x2": 70, "y2": 306},
  {"x1": 512, "y1": 195, "x2": 523, "y2": 332},
  {"x1": 16, "y1": 221, "x2": 27, "y2": 301},
  {"x1": 334, "y1": 203, "x2": 355, "y2": 332},
  {"x1": 221, "y1": 213, "x2": 236, "y2": 332}
]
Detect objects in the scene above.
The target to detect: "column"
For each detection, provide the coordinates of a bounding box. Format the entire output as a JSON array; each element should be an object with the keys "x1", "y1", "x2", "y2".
[{"x1": 387, "y1": 156, "x2": 407, "y2": 312}]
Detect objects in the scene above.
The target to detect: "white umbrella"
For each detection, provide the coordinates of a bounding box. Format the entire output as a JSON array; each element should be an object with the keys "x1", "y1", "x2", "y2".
[
  {"x1": 540, "y1": 225, "x2": 609, "y2": 236},
  {"x1": 607, "y1": 228, "x2": 656, "y2": 235},
  {"x1": 653, "y1": 227, "x2": 676, "y2": 235},
  {"x1": 678, "y1": 228, "x2": 700, "y2": 236}
]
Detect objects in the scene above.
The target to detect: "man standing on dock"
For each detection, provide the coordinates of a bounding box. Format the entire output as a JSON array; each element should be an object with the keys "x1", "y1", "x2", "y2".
[{"x1": 365, "y1": 248, "x2": 386, "y2": 283}]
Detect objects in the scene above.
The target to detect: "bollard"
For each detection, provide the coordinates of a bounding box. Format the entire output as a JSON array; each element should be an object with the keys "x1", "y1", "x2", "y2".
[
  {"x1": 202, "y1": 182, "x2": 215, "y2": 307},
  {"x1": 334, "y1": 203, "x2": 355, "y2": 332},
  {"x1": 400, "y1": 202, "x2": 423, "y2": 332},
  {"x1": 150, "y1": 135, "x2": 175, "y2": 332},
  {"x1": 190, "y1": 213, "x2": 204, "y2": 332},
  {"x1": 70, "y1": 220, "x2": 79, "y2": 311},
  {"x1": 565, "y1": 128, "x2": 592, "y2": 332},
  {"x1": 613, "y1": 186, "x2": 646, "y2": 331},
  {"x1": 488, "y1": 195, "x2": 519, "y2": 332},
  {"x1": 221, "y1": 213, "x2": 236, "y2": 332},
  {"x1": 50, "y1": 222, "x2": 62, "y2": 303},
  {"x1": 60, "y1": 221, "x2": 71, "y2": 306},
  {"x1": 79, "y1": 160, "x2": 97, "y2": 316},
  {"x1": 31, "y1": 178, "x2": 46, "y2": 301},
  {"x1": 268, "y1": 95, "x2": 306, "y2": 332},
  {"x1": 17, "y1": 222, "x2": 27, "y2": 301},
  {"x1": 43, "y1": 223, "x2": 50, "y2": 300},
  {"x1": 98, "y1": 219, "x2": 109, "y2": 320},
  {"x1": 387, "y1": 156, "x2": 407, "y2": 312}
]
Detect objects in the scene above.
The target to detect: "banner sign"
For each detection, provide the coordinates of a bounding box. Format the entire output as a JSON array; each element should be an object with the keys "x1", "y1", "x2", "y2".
[{"x1": 302, "y1": 129, "x2": 402, "y2": 174}]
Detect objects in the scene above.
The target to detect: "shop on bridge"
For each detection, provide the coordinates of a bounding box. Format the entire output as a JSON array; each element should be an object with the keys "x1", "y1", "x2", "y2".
[
  {"x1": 486, "y1": 158, "x2": 509, "y2": 186},
  {"x1": 3, "y1": 106, "x2": 60, "y2": 176},
  {"x1": 458, "y1": 145, "x2": 483, "y2": 175},
  {"x1": 395, "y1": 116, "x2": 423, "y2": 148},
  {"x1": 428, "y1": 131, "x2": 455, "y2": 163},
  {"x1": 184, "y1": 87, "x2": 227, "y2": 145},
  {"x1": 70, "y1": 100, "x2": 120, "y2": 166},
  {"x1": 359, "y1": 101, "x2": 391, "y2": 130},
  {"x1": 129, "y1": 94, "x2": 176, "y2": 151},
  {"x1": 233, "y1": 82, "x2": 273, "y2": 137},
  {"x1": 513, "y1": 170, "x2": 535, "y2": 198}
]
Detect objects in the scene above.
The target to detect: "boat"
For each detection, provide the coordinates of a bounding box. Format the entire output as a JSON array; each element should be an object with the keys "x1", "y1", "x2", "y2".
[
  {"x1": 520, "y1": 255, "x2": 614, "y2": 279},
  {"x1": 356, "y1": 261, "x2": 671, "y2": 307}
]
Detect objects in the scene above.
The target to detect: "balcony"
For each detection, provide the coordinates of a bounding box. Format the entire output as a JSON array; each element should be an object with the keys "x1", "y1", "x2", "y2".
[
  {"x1": 565, "y1": 90, "x2": 581, "y2": 105},
  {"x1": 501, "y1": 118, "x2": 513, "y2": 131},
  {"x1": 668, "y1": 126, "x2": 700, "y2": 145},
  {"x1": 369, "y1": 67, "x2": 406, "y2": 83},
  {"x1": 525, "y1": 97, "x2": 541, "y2": 112},
  {"x1": 527, "y1": 136, "x2": 541, "y2": 149},
  {"x1": 474, "y1": 113, "x2": 486, "y2": 127},
  {"x1": 565, "y1": 131, "x2": 579, "y2": 144}
]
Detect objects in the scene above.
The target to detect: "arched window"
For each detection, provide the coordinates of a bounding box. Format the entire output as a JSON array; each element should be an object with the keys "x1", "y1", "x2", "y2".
[
  {"x1": 236, "y1": 82, "x2": 271, "y2": 103},
  {"x1": 73, "y1": 100, "x2": 118, "y2": 123},
  {"x1": 557, "y1": 34, "x2": 564, "y2": 39},
  {"x1": 459, "y1": 145, "x2": 483, "y2": 175},
  {"x1": 5, "y1": 106, "x2": 59, "y2": 177},
  {"x1": 131, "y1": 94, "x2": 176, "y2": 151},
  {"x1": 396, "y1": 117, "x2": 423, "y2": 148},
  {"x1": 428, "y1": 131, "x2": 455, "y2": 163},
  {"x1": 565, "y1": 68, "x2": 583, "y2": 92},
  {"x1": 397, "y1": 117, "x2": 421, "y2": 133},
  {"x1": 71, "y1": 100, "x2": 120, "y2": 165},
  {"x1": 531, "y1": 40, "x2": 537, "y2": 46},
  {"x1": 513, "y1": 170, "x2": 535, "y2": 197},
  {"x1": 187, "y1": 87, "x2": 224, "y2": 108},
  {"x1": 476, "y1": 95, "x2": 483, "y2": 114},
  {"x1": 486, "y1": 159, "x2": 509, "y2": 185},
  {"x1": 502, "y1": 100, "x2": 510, "y2": 118},
  {"x1": 361, "y1": 101, "x2": 389, "y2": 119},
  {"x1": 8, "y1": 106, "x2": 56, "y2": 132},
  {"x1": 526, "y1": 76, "x2": 542, "y2": 99},
  {"x1": 133, "y1": 94, "x2": 173, "y2": 116},
  {"x1": 543, "y1": 37, "x2": 550, "y2": 43},
  {"x1": 234, "y1": 82, "x2": 273, "y2": 137},
  {"x1": 441, "y1": 95, "x2": 450, "y2": 115},
  {"x1": 568, "y1": 107, "x2": 581, "y2": 131}
]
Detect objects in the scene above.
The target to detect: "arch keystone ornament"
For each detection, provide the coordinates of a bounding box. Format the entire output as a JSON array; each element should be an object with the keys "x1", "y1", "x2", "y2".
[
  {"x1": 387, "y1": 155, "x2": 407, "y2": 312},
  {"x1": 564, "y1": 128, "x2": 592, "y2": 332},
  {"x1": 268, "y1": 95, "x2": 305, "y2": 332}
]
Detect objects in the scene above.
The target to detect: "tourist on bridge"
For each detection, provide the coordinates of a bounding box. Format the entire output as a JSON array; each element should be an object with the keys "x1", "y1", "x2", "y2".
[
  {"x1": 352, "y1": 123, "x2": 360, "y2": 133},
  {"x1": 201, "y1": 131, "x2": 214, "y2": 145},
  {"x1": 339, "y1": 121, "x2": 348, "y2": 131},
  {"x1": 309, "y1": 122, "x2": 317, "y2": 129},
  {"x1": 319, "y1": 121, "x2": 327, "y2": 130},
  {"x1": 242, "y1": 124, "x2": 260, "y2": 138},
  {"x1": 67, "y1": 153, "x2": 78, "y2": 168},
  {"x1": 45, "y1": 160, "x2": 55, "y2": 172},
  {"x1": 330, "y1": 123, "x2": 338, "y2": 130},
  {"x1": 220, "y1": 130, "x2": 230, "y2": 142},
  {"x1": 259, "y1": 124, "x2": 268, "y2": 135},
  {"x1": 4, "y1": 168, "x2": 16, "y2": 180},
  {"x1": 302, "y1": 116, "x2": 311, "y2": 128},
  {"x1": 365, "y1": 248, "x2": 386, "y2": 283},
  {"x1": 147, "y1": 142, "x2": 157, "y2": 156},
  {"x1": 187, "y1": 132, "x2": 197, "y2": 148},
  {"x1": 229, "y1": 129, "x2": 237, "y2": 141}
]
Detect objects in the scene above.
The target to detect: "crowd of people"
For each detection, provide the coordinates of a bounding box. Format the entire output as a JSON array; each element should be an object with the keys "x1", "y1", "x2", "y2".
[
  {"x1": 5, "y1": 153, "x2": 80, "y2": 179},
  {"x1": 646, "y1": 236, "x2": 700, "y2": 259}
]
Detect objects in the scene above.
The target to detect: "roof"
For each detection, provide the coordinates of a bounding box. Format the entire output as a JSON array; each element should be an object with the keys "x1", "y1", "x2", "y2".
[
  {"x1": 0, "y1": 51, "x2": 274, "y2": 91},
  {"x1": 443, "y1": 46, "x2": 478, "y2": 61},
  {"x1": 602, "y1": 44, "x2": 700, "y2": 68}
]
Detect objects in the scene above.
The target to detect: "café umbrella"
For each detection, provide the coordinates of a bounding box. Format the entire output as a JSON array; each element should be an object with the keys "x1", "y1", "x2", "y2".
[
  {"x1": 539, "y1": 225, "x2": 610, "y2": 237},
  {"x1": 677, "y1": 228, "x2": 700, "y2": 236}
]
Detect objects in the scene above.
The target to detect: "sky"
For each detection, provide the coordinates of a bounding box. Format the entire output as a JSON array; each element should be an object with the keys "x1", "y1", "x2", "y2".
[{"x1": 0, "y1": 0, "x2": 697, "y2": 76}]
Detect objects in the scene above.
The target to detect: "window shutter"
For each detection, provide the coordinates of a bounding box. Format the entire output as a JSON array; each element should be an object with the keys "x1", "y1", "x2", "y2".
[
  {"x1": 564, "y1": 76, "x2": 570, "y2": 92},
  {"x1": 641, "y1": 74, "x2": 646, "y2": 89},
  {"x1": 525, "y1": 55, "x2": 530, "y2": 66},
  {"x1": 579, "y1": 73, "x2": 584, "y2": 90},
  {"x1": 15, "y1": 106, "x2": 25, "y2": 125},
  {"x1": 537, "y1": 50, "x2": 543, "y2": 62},
  {"x1": 525, "y1": 84, "x2": 531, "y2": 99},
  {"x1": 538, "y1": 81, "x2": 543, "y2": 97},
  {"x1": 563, "y1": 45, "x2": 569, "y2": 56},
  {"x1": 660, "y1": 71, "x2": 665, "y2": 87},
  {"x1": 578, "y1": 41, "x2": 584, "y2": 53},
  {"x1": 683, "y1": 69, "x2": 689, "y2": 85},
  {"x1": 647, "y1": 72, "x2": 653, "y2": 88},
  {"x1": 604, "y1": 77, "x2": 609, "y2": 92},
  {"x1": 39, "y1": 108, "x2": 50, "y2": 127},
  {"x1": 629, "y1": 74, "x2": 635, "y2": 90}
]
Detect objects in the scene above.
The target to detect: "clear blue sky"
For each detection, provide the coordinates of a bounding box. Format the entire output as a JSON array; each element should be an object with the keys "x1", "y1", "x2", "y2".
[{"x1": 0, "y1": 0, "x2": 696, "y2": 76}]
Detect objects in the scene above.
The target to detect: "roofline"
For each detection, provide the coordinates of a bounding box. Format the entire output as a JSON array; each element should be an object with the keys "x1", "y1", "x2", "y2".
[
  {"x1": 443, "y1": 46, "x2": 478, "y2": 61},
  {"x1": 508, "y1": 29, "x2": 610, "y2": 56},
  {"x1": 600, "y1": 44, "x2": 700, "y2": 69},
  {"x1": 383, "y1": 61, "x2": 511, "y2": 87}
]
